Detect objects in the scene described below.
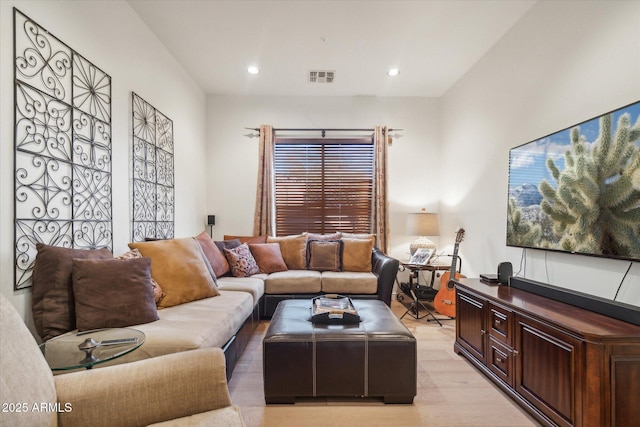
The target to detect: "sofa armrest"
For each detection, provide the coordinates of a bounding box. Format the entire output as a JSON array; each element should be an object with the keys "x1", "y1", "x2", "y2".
[
  {"x1": 371, "y1": 248, "x2": 399, "y2": 307},
  {"x1": 55, "y1": 348, "x2": 232, "y2": 427}
]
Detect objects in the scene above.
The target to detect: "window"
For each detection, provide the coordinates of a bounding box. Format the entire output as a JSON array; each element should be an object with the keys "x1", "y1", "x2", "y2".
[{"x1": 274, "y1": 138, "x2": 374, "y2": 236}]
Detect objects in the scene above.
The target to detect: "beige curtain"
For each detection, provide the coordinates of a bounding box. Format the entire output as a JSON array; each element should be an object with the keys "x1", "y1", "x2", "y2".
[
  {"x1": 373, "y1": 125, "x2": 390, "y2": 253},
  {"x1": 253, "y1": 125, "x2": 275, "y2": 236}
]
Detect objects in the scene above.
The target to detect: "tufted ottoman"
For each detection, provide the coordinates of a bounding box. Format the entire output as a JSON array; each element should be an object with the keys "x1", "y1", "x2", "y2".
[{"x1": 263, "y1": 299, "x2": 416, "y2": 404}]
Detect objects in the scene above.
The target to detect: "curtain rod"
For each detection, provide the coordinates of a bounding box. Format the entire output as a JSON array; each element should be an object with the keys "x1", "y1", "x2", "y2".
[{"x1": 244, "y1": 127, "x2": 402, "y2": 132}]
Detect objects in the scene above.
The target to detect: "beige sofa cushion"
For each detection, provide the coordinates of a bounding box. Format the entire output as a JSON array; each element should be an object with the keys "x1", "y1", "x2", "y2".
[
  {"x1": 264, "y1": 270, "x2": 322, "y2": 294},
  {"x1": 96, "y1": 291, "x2": 254, "y2": 367},
  {"x1": 216, "y1": 276, "x2": 265, "y2": 305},
  {"x1": 321, "y1": 271, "x2": 378, "y2": 294}
]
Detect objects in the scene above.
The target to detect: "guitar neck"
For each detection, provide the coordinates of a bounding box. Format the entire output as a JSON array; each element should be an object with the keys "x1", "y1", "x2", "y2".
[{"x1": 449, "y1": 245, "x2": 460, "y2": 277}]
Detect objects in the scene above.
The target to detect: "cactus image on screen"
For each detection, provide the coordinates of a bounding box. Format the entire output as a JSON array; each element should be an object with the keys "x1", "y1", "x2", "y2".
[{"x1": 507, "y1": 101, "x2": 640, "y2": 261}]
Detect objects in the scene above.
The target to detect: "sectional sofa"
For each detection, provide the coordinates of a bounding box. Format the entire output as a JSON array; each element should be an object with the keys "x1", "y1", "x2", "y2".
[{"x1": 29, "y1": 232, "x2": 399, "y2": 379}]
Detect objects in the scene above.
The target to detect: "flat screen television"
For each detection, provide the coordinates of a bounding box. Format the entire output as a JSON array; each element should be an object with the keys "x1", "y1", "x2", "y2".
[{"x1": 507, "y1": 100, "x2": 640, "y2": 262}]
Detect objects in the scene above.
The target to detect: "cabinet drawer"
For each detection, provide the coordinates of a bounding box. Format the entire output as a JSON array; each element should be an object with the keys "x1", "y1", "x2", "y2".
[
  {"x1": 489, "y1": 303, "x2": 513, "y2": 346},
  {"x1": 488, "y1": 336, "x2": 514, "y2": 387}
]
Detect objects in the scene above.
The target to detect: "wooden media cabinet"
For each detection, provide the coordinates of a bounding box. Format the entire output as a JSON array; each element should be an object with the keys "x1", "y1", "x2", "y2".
[{"x1": 453, "y1": 278, "x2": 640, "y2": 427}]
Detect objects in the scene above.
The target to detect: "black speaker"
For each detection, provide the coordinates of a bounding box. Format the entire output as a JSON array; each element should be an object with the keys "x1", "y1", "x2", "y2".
[
  {"x1": 207, "y1": 215, "x2": 216, "y2": 226},
  {"x1": 497, "y1": 262, "x2": 512, "y2": 285}
]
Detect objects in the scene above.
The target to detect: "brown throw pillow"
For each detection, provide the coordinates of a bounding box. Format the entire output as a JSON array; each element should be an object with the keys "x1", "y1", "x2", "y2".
[
  {"x1": 195, "y1": 231, "x2": 230, "y2": 277},
  {"x1": 115, "y1": 249, "x2": 165, "y2": 304},
  {"x1": 223, "y1": 235, "x2": 268, "y2": 244},
  {"x1": 31, "y1": 244, "x2": 112, "y2": 341},
  {"x1": 341, "y1": 238, "x2": 374, "y2": 272},
  {"x1": 72, "y1": 257, "x2": 158, "y2": 331},
  {"x1": 267, "y1": 233, "x2": 308, "y2": 270},
  {"x1": 249, "y1": 243, "x2": 288, "y2": 274},
  {"x1": 129, "y1": 238, "x2": 219, "y2": 308},
  {"x1": 306, "y1": 240, "x2": 343, "y2": 272},
  {"x1": 224, "y1": 243, "x2": 260, "y2": 277}
]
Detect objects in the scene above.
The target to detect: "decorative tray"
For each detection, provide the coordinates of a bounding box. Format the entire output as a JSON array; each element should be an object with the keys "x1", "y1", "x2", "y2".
[{"x1": 310, "y1": 294, "x2": 361, "y2": 324}]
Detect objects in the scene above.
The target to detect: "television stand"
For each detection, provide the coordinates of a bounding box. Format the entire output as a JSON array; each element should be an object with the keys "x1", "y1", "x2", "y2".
[{"x1": 453, "y1": 278, "x2": 640, "y2": 427}]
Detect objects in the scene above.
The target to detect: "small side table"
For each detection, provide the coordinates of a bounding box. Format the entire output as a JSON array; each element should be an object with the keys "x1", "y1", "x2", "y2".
[
  {"x1": 397, "y1": 262, "x2": 451, "y2": 325},
  {"x1": 39, "y1": 328, "x2": 145, "y2": 371}
]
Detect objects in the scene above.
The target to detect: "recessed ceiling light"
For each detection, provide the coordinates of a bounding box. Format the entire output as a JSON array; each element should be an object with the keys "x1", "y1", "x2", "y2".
[
  {"x1": 387, "y1": 68, "x2": 400, "y2": 77},
  {"x1": 247, "y1": 66, "x2": 260, "y2": 75}
]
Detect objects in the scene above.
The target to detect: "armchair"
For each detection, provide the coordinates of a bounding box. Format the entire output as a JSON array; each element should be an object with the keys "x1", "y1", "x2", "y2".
[{"x1": 0, "y1": 294, "x2": 244, "y2": 427}]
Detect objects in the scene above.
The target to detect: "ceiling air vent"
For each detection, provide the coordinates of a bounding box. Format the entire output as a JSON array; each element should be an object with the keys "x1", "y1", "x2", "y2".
[{"x1": 309, "y1": 70, "x2": 335, "y2": 83}]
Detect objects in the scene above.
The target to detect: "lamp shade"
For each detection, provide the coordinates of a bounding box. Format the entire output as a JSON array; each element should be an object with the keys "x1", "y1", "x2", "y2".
[{"x1": 406, "y1": 212, "x2": 439, "y2": 237}]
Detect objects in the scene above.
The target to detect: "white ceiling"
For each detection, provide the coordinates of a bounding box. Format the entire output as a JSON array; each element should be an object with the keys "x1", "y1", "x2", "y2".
[{"x1": 128, "y1": 0, "x2": 536, "y2": 97}]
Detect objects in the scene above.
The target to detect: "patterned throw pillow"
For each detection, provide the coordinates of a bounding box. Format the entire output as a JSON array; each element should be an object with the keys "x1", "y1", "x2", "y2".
[
  {"x1": 116, "y1": 249, "x2": 165, "y2": 304},
  {"x1": 224, "y1": 243, "x2": 260, "y2": 277}
]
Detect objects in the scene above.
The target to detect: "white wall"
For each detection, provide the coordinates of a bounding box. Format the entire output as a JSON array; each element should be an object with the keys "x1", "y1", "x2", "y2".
[
  {"x1": 206, "y1": 95, "x2": 441, "y2": 263},
  {"x1": 0, "y1": 1, "x2": 207, "y2": 328},
  {"x1": 440, "y1": 0, "x2": 640, "y2": 306}
]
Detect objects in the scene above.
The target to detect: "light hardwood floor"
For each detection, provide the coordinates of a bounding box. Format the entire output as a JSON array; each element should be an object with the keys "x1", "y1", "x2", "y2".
[{"x1": 228, "y1": 298, "x2": 540, "y2": 427}]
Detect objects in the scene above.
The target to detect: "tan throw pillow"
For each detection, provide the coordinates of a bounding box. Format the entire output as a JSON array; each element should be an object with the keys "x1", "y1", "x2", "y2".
[
  {"x1": 115, "y1": 249, "x2": 165, "y2": 304},
  {"x1": 342, "y1": 232, "x2": 377, "y2": 246},
  {"x1": 31, "y1": 244, "x2": 113, "y2": 341},
  {"x1": 195, "y1": 231, "x2": 230, "y2": 277},
  {"x1": 267, "y1": 233, "x2": 308, "y2": 270},
  {"x1": 72, "y1": 257, "x2": 158, "y2": 331},
  {"x1": 306, "y1": 240, "x2": 343, "y2": 272},
  {"x1": 128, "y1": 238, "x2": 219, "y2": 308},
  {"x1": 249, "y1": 243, "x2": 288, "y2": 274},
  {"x1": 224, "y1": 243, "x2": 260, "y2": 277},
  {"x1": 341, "y1": 238, "x2": 374, "y2": 272},
  {"x1": 307, "y1": 232, "x2": 342, "y2": 241}
]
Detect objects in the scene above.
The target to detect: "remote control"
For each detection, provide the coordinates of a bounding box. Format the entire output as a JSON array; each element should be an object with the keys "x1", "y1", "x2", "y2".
[{"x1": 100, "y1": 337, "x2": 138, "y2": 346}]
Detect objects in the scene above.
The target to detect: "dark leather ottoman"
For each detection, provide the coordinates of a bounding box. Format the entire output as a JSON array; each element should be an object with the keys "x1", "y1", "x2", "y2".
[{"x1": 263, "y1": 299, "x2": 416, "y2": 404}]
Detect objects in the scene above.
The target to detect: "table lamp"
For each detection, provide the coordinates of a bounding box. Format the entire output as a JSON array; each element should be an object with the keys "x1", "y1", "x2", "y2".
[{"x1": 406, "y1": 210, "x2": 439, "y2": 255}]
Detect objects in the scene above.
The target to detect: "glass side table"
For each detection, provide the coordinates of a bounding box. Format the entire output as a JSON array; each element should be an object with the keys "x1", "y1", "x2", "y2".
[{"x1": 39, "y1": 328, "x2": 145, "y2": 371}]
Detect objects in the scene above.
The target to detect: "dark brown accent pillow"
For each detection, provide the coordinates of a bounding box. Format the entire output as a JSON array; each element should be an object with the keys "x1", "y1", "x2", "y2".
[
  {"x1": 214, "y1": 238, "x2": 241, "y2": 253},
  {"x1": 32, "y1": 244, "x2": 113, "y2": 341},
  {"x1": 195, "y1": 231, "x2": 229, "y2": 278},
  {"x1": 249, "y1": 243, "x2": 288, "y2": 274},
  {"x1": 306, "y1": 240, "x2": 343, "y2": 272},
  {"x1": 223, "y1": 235, "x2": 268, "y2": 244},
  {"x1": 72, "y1": 257, "x2": 158, "y2": 331}
]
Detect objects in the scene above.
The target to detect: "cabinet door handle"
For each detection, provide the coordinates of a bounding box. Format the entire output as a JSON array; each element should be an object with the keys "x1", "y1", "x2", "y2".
[
  {"x1": 494, "y1": 318, "x2": 502, "y2": 326},
  {"x1": 496, "y1": 357, "x2": 503, "y2": 363},
  {"x1": 513, "y1": 350, "x2": 518, "y2": 356},
  {"x1": 480, "y1": 329, "x2": 485, "y2": 335}
]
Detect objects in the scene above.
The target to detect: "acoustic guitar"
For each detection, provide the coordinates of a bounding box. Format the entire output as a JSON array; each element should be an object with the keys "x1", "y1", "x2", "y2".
[{"x1": 433, "y1": 228, "x2": 466, "y2": 318}]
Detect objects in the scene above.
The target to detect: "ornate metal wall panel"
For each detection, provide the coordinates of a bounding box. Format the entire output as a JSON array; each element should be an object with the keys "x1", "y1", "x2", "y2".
[
  {"x1": 131, "y1": 92, "x2": 174, "y2": 242},
  {"x1": 14, "y1": 9, "x2": 112, "y2": 290}
]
